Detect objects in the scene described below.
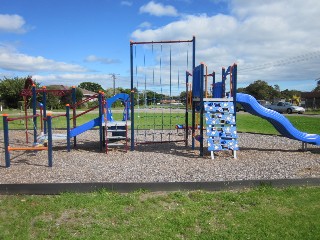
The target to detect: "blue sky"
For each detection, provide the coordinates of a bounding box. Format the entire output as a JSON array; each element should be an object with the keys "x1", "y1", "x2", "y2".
[{"x1": 1, "y1": 0, "x2": 320, "y2": 94}]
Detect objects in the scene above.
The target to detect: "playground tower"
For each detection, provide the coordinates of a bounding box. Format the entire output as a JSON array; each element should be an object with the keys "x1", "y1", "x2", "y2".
[{"x1": 192, "y1": 63, "x2": 238, "y2": 159}]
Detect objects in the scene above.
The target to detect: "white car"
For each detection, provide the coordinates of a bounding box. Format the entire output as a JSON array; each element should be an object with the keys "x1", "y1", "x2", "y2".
[{"x1": 265, "y1": 102, "x2": 305, "y2": 114}]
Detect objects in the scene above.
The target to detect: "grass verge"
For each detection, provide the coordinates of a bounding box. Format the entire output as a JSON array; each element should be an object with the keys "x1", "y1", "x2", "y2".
[
  {"x1": 0, "y1": 186, "x2": 319, "y2": 239},
  {"x1": 1, "y1": 111, "x2": 320, "y2": 135}
]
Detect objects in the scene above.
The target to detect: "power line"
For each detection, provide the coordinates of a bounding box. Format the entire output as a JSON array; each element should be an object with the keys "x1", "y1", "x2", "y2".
[{"x1": 238, "y1": 51, "x2": 320, "y2": 73}]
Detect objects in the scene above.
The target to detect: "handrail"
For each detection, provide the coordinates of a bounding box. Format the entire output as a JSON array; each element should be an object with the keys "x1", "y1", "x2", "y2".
[
  {"x1": 49, "y1": 113, "x2": 66, "y2": 119},
  {"x1": 71, "y1": 105, "x2": 98, "y2": 119},
  {"x1": 72, "y1": 94, "x2": 99, "y2": 108},
  {"x1": 7, "y1": 114, "x2": 40, "y2": 122}
]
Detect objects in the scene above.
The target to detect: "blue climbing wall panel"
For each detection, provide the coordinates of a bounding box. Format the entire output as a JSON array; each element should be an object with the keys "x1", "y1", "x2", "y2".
[{"x1": 204, "y1": 101, "x2": 238, "y2": 156}]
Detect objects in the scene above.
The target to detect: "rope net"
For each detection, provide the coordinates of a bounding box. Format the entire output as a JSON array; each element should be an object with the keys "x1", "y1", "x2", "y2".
[{"x1": 133, "y1": 41, "x2": 193, "y2": 144}]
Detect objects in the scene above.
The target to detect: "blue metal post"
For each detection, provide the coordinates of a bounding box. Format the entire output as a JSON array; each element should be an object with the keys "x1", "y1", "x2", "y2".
[
  {"x1": 192, "y1": 36, "x2": 196, "y2": 71},
  {"x1": 199, "y1": 63, "x2": 204, "y2": 157},
  {"x1": 98, "y1": 91, "x2": 103, "y2": 151},
  {"x1": 191, "y1": 36, "x2": 196, "y2": 150},
  {"x1": 222, "y1": 67, "x2": 226, "y2": 98},
  {"x1": 185, "y1": 72, "x2": 190, "y2": 147},
  {"x1": 212, "y1": 71, "x2": 216, "y2": 84},
  {"x1": 72, "y1": 86, "x2": 77, "y2": 147},
  {"x1": 211, "y1": 71, "x2": 215, "y2": 96},
  {"x1": 42, "y1": 86, "x2": 47, "y2": 134},
  {"x1": 3, "y1": 114, "x2": 10, "y2": 167},
  {"x1": 130, "y1": 41, "x2": 135, "y2": 151},
  {"x1": 47, "y1": 114, "x2": 53, "y2": 167},
  {"x1": 66, "y1": 104, "x2": 71, "y2": 152},
  {"x1": 191, "y1": 81, "x2": 196, "y2": 150},
  {"x1": 32, "y1": 84, "x2": 37, "y2": 144},
  {"x1": 232, "y1": 64, "x2": 238, "y2": 121}
]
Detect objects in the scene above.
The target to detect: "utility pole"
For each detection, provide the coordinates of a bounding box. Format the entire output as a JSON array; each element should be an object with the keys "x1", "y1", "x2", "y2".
[{"x1": 109, "y1": 73, "x2": 120, "y2": 95}]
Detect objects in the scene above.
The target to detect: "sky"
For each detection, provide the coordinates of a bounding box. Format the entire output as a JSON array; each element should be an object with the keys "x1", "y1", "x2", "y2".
[{"x1": 1, "y1": 0, "x2": 320, "y2": 95}]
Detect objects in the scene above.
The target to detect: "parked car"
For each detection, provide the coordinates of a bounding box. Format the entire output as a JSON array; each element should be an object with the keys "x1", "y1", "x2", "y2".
[{"x1": 264, "y1": 102, "x2": 305, "y2": 114}]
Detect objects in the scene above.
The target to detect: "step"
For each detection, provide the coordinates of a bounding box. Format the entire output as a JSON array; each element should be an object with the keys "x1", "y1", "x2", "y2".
[
  {"x1": 106, "y1": 129, "x2": 126, "y2": 132},
  {"x1": 107, "y1": 143, "x2": 127, "y2": 147},
  {"x1": 107, "y1": 136, "x2": 126, "y2": 140}
]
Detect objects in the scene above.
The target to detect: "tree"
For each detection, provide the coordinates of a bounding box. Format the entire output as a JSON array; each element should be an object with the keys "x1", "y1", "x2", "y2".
[
  {"x1": 45, "y1": 86, "x2": 62, "y2": 109},
  {"x1": 0, "y1": 77, "x2": 28, "y2": 108},
  {"x1": 237, "y1": 87, "x2": 246, "y2": 93},
  {"x1": 244, "y1": 80, "x2": 281, "y2": 101},
  {"x1": 274, "y1": 84, "x2": 281, "y2": 92},
  {"x1": 78, "y1": 82, "x2": 103, "y2": 93},
  {"x1": 280, "y1": 89, "x2": 301, "y2": 102},
  {"x1": 60, "y1": 87, "x2": 83, "y2": 107},
  {"x1": 312, "y1": 85, "x2": 320, "y2": 92}
]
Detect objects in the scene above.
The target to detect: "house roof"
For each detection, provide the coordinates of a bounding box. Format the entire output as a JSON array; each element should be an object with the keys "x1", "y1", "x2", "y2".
[
  {"x1": 46, "y1": 85, "x2": 69, "y2": 90},
  {"x1": 78, "y1": 88, "x2": 98, "y2": 95},
  {"x1": 46, "y1": 85, "x2": 98, "y2": 95}
]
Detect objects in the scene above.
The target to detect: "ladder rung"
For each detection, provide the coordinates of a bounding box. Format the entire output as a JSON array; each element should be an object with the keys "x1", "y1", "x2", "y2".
[
  {"x1": 107, "y1": 143, "x2": 126, "y2": 147},
  {"x1": 107, "y1": 136, "x2": 126, "y2": 140},
  {"x1": 106, "y1": 130, "x2": 126, "y2": 132}
]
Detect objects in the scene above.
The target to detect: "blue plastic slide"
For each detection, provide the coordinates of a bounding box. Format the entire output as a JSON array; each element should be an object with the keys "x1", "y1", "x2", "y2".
[
  {"x1": 69, "y1": 117, "x2": 101, "y2": 138},
  {"x1": 236, "y1": 93, "x2": 320, "y2": 145},
  {"x1": 68, "y1": 93, "x2": 130, "y2": 138}
]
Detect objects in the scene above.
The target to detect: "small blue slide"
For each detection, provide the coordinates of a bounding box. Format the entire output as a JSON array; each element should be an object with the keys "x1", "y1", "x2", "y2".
[
  {"x1": 69, "y1": 93, "x2": 130, "y2": 138},
  {"x1": 69, "y1": 117, "x2": 101, "y2": 138},
  {"x1": 236, "y1": 93, "x2": 320, "y2": 145}
]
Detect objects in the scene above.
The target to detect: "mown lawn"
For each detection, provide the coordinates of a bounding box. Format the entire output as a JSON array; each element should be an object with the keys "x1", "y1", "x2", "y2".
[
  {"x1": 1, "y1": 110, "x2": 319, "y2": 135},
  {"x1": 0, "y1": 186, "x2": 319, "y2": 239}
]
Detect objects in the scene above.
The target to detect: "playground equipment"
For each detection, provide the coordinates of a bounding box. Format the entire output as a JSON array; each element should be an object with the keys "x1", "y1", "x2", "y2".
[
  {"x1": 190, "y1": 63, "x2": 239, "y2": 159},
  {"x1": 20, "y1": 78, "x2": 72, "y2": 142},
  {"x1": 5, "y1": 37, "x2": 318, "y2": 167},
  {"x1": 2, "y1": 78, "x2": 130, "y2": 167},
  {"x1": 2, "y1": 113, "x2": 53, "y2": 168},
  {"x1": 20, "y1": 82, "x2": 130, "y2": 153},
  {"x1": 66, "y1": 91, "x2": 130, "y2": 153},
  {"x1": 130, "y1": 37, "x2": 195, "y2": 149},
  {"x1": 104, "y1": 93, "x2": 130, "y2": 152},
  {"x1": 236, "y1": 93, "x2": 320, "y2": 148}
]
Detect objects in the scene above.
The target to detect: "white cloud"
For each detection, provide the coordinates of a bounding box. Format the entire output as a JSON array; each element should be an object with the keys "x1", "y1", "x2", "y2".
[
  {"x1": 0, "y1": 14, "x2": 27, "y2": 33},
  {"x1": 85, "y1": 55, "x2": 120, "y2": 64},
  {"x1": 121, "y1": 1, "x2": 132, "y2": 7},
  {"x1": 132, "y1": 0, "x2": 320, "y2": 91},
  {"x1": 32, "y1": 73, "x2": 131, "y2": 89},
  {"x1": 139, "y1": 1, "x2": 178, "y2": 17},
  {"x1": 0, "y1": 44, "x2": 87, "y2": 72},
  {"x1": 138, "y1": 21, "x2": 152, "y2": 29}
]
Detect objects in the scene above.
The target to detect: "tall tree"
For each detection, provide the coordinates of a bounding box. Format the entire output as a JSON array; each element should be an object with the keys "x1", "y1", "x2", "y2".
[
  {"x1": 60, "y1": 87, "x2": 83, "y2": 107},
  {"x1": 0, "y1": 77, "x2": 27, "y2": 108},
  {"x1": 78, "y1": 82, "x2": 103, "y2": 93},
  {"x1": 312, "y1": 85, "x2": 320, "y2": 92},
  {"x1": 245, "y1": 80, "x2": 281, "y2": 101}
]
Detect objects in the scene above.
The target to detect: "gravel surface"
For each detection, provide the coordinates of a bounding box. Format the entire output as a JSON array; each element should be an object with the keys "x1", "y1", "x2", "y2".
[{"x1": 0, "y1": 130, "x2": 319, "y2": 184}]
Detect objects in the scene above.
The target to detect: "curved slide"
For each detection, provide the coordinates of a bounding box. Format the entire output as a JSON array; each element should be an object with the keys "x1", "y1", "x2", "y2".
[{"x1": 236, "y1": 93, "x2": 320, "y2": 145}]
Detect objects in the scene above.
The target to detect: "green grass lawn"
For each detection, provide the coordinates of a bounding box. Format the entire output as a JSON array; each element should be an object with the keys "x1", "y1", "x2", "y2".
[
  {"x1": 1, "y1": 110, "x2": 319, "y2": 135},
  {"x1": 0, "y1": 186, "x2": 319, "y2": 239}
]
